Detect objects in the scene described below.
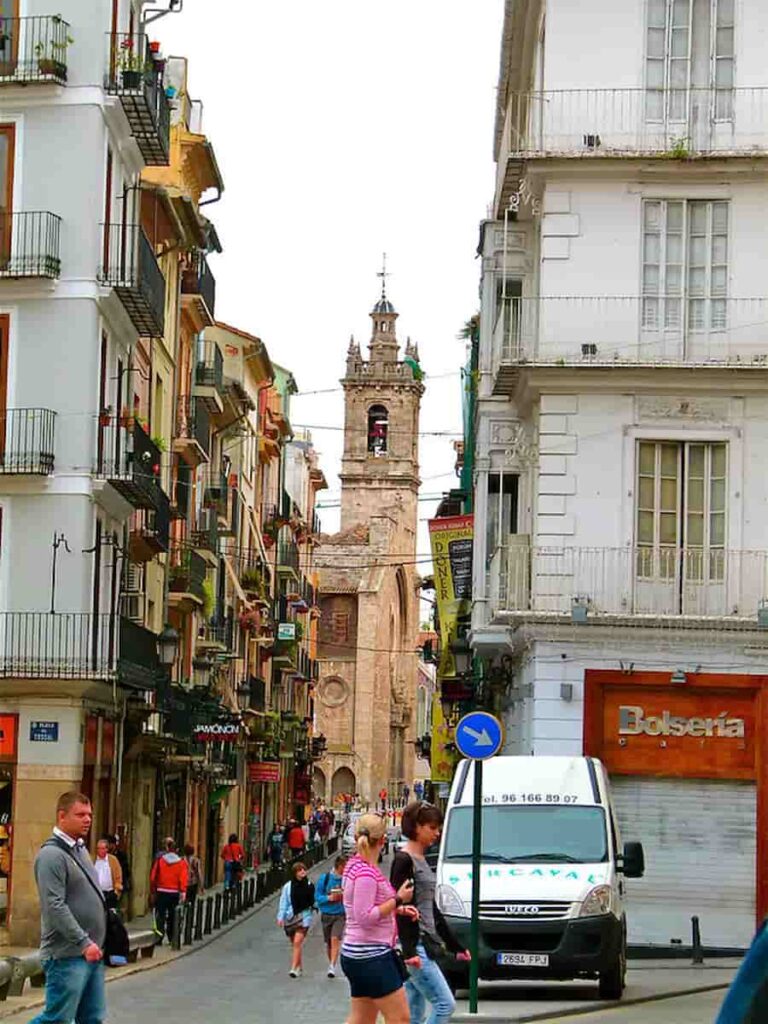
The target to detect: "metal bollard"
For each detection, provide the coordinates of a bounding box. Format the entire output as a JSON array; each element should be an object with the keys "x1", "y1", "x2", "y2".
[
  {"x1": 222, "y1": 888, "x2": 230, "y2": 925},
  {"x1": 236, "y1": 881, "x2": 243, "y2": 915},
  {"x1": 213, "y1": 892, "x2": 222, "y2": 930},
  {"x1": 204, "y1": 895, "x2": 213, "y2": 935},
  {"x1": 183, "y1": 900, "x2": 194, "y2": 945},
  {"x1": 171, "y1": 904, "x2": 184, "y2": 950},
  {"x1": 194, "y1": 898, "x2": 204, "y2": 941},
  {"x1": 249, "y1": 877, "x2": 256, "y2": 905},
  {"x1": 691, "y1": 916, "x2": 704, "y2": 964}
]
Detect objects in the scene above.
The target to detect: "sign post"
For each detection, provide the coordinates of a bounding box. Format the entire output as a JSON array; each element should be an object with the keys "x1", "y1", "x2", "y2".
[{"x1": 454, "y1": 710, "x2": 504, "y2": 1015}]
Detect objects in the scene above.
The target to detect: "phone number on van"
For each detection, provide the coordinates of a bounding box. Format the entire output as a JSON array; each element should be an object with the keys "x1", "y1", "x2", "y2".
[{"x1": 483, "y1": 794, "x2": 580, "y2": 805}]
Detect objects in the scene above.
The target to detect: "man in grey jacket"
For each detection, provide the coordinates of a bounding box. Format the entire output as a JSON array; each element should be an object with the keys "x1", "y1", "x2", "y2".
[{"x1": 29, "y1": 791, "x2": 106, "y2": 1024}]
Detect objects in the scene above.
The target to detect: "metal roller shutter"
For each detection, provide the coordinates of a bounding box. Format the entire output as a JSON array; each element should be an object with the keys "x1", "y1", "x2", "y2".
[{"x1": 611, "y1": 776, "x2": 756, "y2": 949}]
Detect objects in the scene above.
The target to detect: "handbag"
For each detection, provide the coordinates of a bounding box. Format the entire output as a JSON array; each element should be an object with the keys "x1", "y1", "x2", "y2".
[
  {"x1": 283, "y1": 913, "x2": 305, "y2": 937},
  {"x1": 45, "y1": 838, "x2": 131, "y2": 964},
  {"x1": 392, "y1": 947, "x2": 410, "y2": 983}
]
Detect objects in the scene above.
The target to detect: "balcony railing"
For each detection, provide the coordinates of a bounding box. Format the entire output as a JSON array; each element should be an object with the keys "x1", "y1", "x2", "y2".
[
  {"x1": 94, "y1": 419, "x2": 164, "y2": 509},
  {"x1": 503, "y1": 88, "x2": 768, "y2": 159},
  {"x1": 99, "y1": 224, "x2": 165, "y2": 337},
  {"x1": 0, "y1": 211, "x2": 61, "y2": 278},
  {"x1": 0, "y1": 15, "x2": 72, "y2": 85},
  {"x1": 117, "y1": 616, "x2": 160, "y2": 690},
  {"x1": 0, "y1": 409, "x2": 55, "y2": 474},
  {"x1": 489, "y1": 541, "x2": 768, "y2": 621},
  {"x1": 0, "y1": 612, "x2": 117, "y2": 680},
  {"x1": 247, "y1": 676, "x2": 267, "y2": 711},
  {"x1": 105, "y1": 33, "x2": 170, "y2": 165},
  {"x1": 182, "y1": 253, "x2": 216, "y2": 324},
  {"x1": 197, "y1": 616, "x2": 234, "y2": 651},
  {"x1": 192, "y1": 508, "x2": 218, "y2": 556},
  {"x1": 129, "y1": 491, "x2": 170, "y2": 561},
  {"x1": 491, "y1": 297, "x2": 768, "y2": 385},
  {"x1": 194, "y1": 340, "x2": 224, "y2": 407},
  {"x1": 277, "y1": 535, "x2": 300, "y2": 576},
  {"x1": 174, "y1": 397, "x2": 210, "y2": 463},
  {"x1": 201, "y1": 468, "x2": 228, "y2": 514},
  {"x1": 169, "y1": 547, "x2": 207, "y2": 604}
]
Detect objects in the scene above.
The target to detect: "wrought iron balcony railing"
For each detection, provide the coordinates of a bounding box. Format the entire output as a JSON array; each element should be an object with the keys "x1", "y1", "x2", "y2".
[
  {"x1": 277, "y1": 535, "x2": 300, "y2": 576},
  {"x1": 174, "y1": 397, "x2": 210, "y2": 463},
  {"x1": 502, "y1": 88, "x2": 768, "y2": 160},
  {"x1": 117, "y1": 616, "x2": 160, "y2": 690},
  {"x1": 99, "y1": 224, "x2": 165, "y2": 337},
  {"x1": 0, "y1": 211, "x2": 61, "y2": 278},
  {"x1": 0, "y1": 15, "x2": 72, "y2": 84},
  {"x1": 94, "y1": 419, "x2": 164, "y2": 510},
  {"x1": 129, "y1": 491, "x2": 170, "y2": 561},
  {"x1": 0, "y1": 612, "x2": 116, "y2": 680},
  {"x1": 0, "y1": 408, "x2": 55, "y2": 474},
  {"x1": 489, "y1": 541, "x2": 768, "y2": 621},
  {"x1": 168, "y1": 546, "x2": 207, "y2": 604},
  {"x1": 105, "y1": 32, "x2": 170, "y2": 165},
  {"x1": 182, "y1": 253, "x2": 216, "y2": 324}
]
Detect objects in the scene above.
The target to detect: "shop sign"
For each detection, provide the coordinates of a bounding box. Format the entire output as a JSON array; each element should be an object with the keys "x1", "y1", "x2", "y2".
[
  {"x1": 30, "y1": 721, "x2": 59, "y2": 743},
  {"x1": 249, "y1": 761, "x2": 280, "y2": 783},
  {"x1": 193, "y1": 722, "x2": 240, "y2": 743},
  {"x1": 0, "y1": 716, "x2": 16, "y2": 761},
  {"x1": 619, "y1": 705, "x2": 746, "y2": 739},
  {"x1": 277, "y1": 622, "x2": 296, "y2": 641}
]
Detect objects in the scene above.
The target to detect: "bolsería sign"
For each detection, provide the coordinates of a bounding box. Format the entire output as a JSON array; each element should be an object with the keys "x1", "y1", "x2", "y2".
[
  {"x1": 193, "y1": 722, "x2": 240, "y2": 743},
  {"x1": 618, "y1": 705, "x2": 745, "y2": 739}
]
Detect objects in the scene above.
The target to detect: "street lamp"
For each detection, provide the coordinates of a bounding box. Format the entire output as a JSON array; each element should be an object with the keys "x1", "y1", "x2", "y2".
[
  {"x1": 236, "y1": 680, "x2": 252, "y2": 712},
  {"x1": 157, "y1": 624, "x2": 179, "y2": 667},
  {"x1": 450, "y1": 635, "x2": 472, "y2": 678}
]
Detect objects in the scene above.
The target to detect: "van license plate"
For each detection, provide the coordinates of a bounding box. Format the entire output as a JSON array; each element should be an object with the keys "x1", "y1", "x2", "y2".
[{"x1": 497, "y1": 953, "x2": 550, "y2": 967}]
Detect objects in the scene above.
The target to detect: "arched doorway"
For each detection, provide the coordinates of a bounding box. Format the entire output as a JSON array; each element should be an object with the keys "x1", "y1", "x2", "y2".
[
  {"x1": 312, "y1": 766, "x2": 326, "y2": 800},
  {"x1": 332, "y1": 766, "x2": 356, "y2": 807}
]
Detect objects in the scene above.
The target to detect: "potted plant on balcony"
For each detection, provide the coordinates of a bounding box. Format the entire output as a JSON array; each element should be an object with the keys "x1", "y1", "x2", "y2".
[
  {"x1": 238, "y1": 607, "x2": 262, "y2": 635},
  {"x1": 117, "y1": 37, "x2": 146, "y2": 90},
  {"x1": 34, "y1": 20, "x2": 73, "y2": 80}
]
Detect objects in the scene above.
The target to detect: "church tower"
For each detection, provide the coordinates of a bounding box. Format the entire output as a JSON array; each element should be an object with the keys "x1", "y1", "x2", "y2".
[{"x1": 340, "y1": 277, "x2": 424, "y2": 537}]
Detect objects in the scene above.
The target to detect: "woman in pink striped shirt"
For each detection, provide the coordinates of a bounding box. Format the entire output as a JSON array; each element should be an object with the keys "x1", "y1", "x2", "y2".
[{"x1": 340, "y1": 813, "x2": 418, "y2": 1023}]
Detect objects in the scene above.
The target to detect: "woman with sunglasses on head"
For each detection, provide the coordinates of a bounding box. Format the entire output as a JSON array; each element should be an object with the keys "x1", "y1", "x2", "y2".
[
  {"x1": 390, "y1": 801, "x2": 471, "y2": 1024},
  {"x1": 340, "y1": 813, "x2": 418, "y2": 1024}
]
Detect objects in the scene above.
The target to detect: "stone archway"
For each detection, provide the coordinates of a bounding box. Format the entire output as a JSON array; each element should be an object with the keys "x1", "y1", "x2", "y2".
[
  {"x1": 312, "y1": 766, "x2": 326, "y2": 800},
  {"x1": 331, "y1": 766, "x2": 356, "y2": 804}
]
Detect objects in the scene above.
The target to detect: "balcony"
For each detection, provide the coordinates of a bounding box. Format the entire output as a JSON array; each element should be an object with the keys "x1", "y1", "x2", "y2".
[
  {"x1": 128, "y1": 491, "x2": 170, "y2": 562},
  {"x1": 168, "y1": 547, "x2": 207, "y2": 613},
  {"x1": 94, "y1": 419, "x2": 164, "y2": 511},
  {"x1": 182, "y1": 253, "x2": 216, "y2": 327},
  {"x1": 117, "y1": 617, "x2": 160, "y2": 690},
  {"x1": 105, "y1": 33, "x2": 170, "y2": 165},
  {"x1": 276, "y1": 534, "x2": 300, "y2": 580},
  {"x1": 0, "y1": 409, "x2": 55, "y2": 474},
  {"x1": 192, "y1": 507, "x2": 219, "y2": 563},
  {"x1": 173, "y1": 397, "x2": 210, "y2": 468},
  {"x1": 99, "y1": 224, "x2": 165, "y2": 337},
  {"x1": 0, "y1": 211, "x2": 61, "y2": 279},
  {"x1": 502, "y1": 88, "x2": 768, "y2": 163},
  {"x1": 196, "y1": 615, "x2": 234, "y2": 654},
  {"x1": 0, "y1": 612, "x2": 116, "y2": 680},
  {"x1": 0, "y1": 15, "x2": 72, "y2": 85},
  {"x1": 491, "y1": 297, "x2": 768, "y2": 394},
  {"x1": 488, "y1": 541, "x2": 768, "y2": 624},
  {"x1": 193, "y1": 340, "x2": 224, "y2": 414},
  {"x1": 218, "y1": 483, "x2": 240, "y2": 539}
]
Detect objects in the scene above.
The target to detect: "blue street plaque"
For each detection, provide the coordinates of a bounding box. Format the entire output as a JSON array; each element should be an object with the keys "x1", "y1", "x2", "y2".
[
  {"x1": 455, "y1": 711, "x2": 503, "y2": 761},
  {"x1": 30, "y1": 721, "x2": 59, "y2": 743}
]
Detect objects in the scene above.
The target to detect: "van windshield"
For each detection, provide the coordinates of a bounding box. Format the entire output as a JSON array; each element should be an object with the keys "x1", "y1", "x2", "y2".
[{"x1": 443, "y1": 805, "x2": 608, "y2": 864}]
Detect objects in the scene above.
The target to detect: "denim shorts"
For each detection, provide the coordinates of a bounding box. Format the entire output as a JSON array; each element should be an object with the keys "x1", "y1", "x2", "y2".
[{"x1": 341, "y1": 950, "x2": 404, "y2": 999}]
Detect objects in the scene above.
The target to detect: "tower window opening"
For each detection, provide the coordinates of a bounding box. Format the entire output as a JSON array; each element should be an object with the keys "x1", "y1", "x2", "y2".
[{"x1": 368, "y1": 404, "x2": 389, "y2": 456}]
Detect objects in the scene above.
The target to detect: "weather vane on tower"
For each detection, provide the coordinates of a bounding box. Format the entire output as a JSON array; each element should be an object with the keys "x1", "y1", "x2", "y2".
[{"x1": 377, "y1": 252, "x2": 390, "y2": 299}]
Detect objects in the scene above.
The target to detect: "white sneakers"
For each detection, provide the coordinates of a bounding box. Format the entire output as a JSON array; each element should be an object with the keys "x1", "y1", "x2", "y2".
[
  {"x1": 289, "y1": 967, "x2": 302, "y2": 979},
  {"x1": 327, "y1": 963, "x2": 336, "y2": 979}
]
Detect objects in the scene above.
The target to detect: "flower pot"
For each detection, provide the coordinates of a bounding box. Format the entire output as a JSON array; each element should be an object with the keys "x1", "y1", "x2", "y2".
[
  {"x1": 121, "y1": 69, "x2": 142, "y2": 90},
  {"x1": 149, "y1": 41, "x2": 161, "y2": 53},
  {"x1": 38, "y1": 58, "x2": 65, "y2": 80}
]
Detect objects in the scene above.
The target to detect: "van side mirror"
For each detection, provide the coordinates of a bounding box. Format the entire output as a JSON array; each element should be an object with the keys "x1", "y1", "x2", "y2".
[{"x1": 622, "y1": 841, "x2": 645, "y2": 878}]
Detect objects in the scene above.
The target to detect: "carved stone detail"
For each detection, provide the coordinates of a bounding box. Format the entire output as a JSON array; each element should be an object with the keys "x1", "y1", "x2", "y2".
[
  {"x1": 489, "y1": 420, "x2": 538, "y2": 465},
  {"x1": 637, "y1": 396, "x2": 730, "y2": 422}
]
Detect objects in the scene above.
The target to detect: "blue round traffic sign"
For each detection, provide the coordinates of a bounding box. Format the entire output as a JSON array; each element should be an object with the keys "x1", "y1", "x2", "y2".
[{"x1": 455, "y1": 711, "x2": 503, "y2": 760}]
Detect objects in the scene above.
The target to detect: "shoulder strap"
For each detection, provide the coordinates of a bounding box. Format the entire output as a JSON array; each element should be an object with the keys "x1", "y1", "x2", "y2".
[{"x1": 44, "y1": 838, "x2": 106, "y2": 907}]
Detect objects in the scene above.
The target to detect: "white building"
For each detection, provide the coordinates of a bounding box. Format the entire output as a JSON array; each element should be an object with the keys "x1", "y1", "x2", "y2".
[{"x1": 472, "y1": 0, "x2": 768, "y2": 951}]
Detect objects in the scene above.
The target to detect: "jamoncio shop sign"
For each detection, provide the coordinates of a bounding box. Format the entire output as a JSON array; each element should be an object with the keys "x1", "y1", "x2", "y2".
[{"x1": 193, "y1": 722, "x2": 241, "y2": 743}]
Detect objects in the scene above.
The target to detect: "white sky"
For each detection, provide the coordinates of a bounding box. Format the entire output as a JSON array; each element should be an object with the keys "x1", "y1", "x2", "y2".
[{"x1": 155, "y1": 1, "x2": 503, "y2": 588}]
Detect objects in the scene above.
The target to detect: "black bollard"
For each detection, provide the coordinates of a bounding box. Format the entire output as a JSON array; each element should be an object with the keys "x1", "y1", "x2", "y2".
[
  {"x1": 194, "y1": 898, "x2": 204, "y2": 941},
  {"x1": 222, "y1": 889, "x2": 230, "y2": 925},
  {"x1": 250, "y1": 877, "x2": 256, "y2": 905},
  {"x1": 184, "y1": 900, "x2": 194, "y2": 945},
  {"x1": 171, "y1": 903, "x2": 184, "y2": 950},
  {"x1": 237, "y1": 881, "x2": 243, "y2": 914},
  {"x1": 213, "y1": 891, "x2": 222, "y2": 929},
  {"x1": 204, "y1": 895, "x2": 213, "y2": 935},
  {"x1": 692, "y1": 916, "x2": 704, "y2": 964}
]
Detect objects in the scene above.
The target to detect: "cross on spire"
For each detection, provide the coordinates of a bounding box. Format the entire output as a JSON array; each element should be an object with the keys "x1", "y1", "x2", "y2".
[{"x1": 376, "y1": 252, "x2": 390, "y2": 299}]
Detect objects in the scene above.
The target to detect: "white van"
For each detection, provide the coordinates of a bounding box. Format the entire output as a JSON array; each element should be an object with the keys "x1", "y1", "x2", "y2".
[{"x1": 436, "y1": 756, "x2": 645, "y2": 999}]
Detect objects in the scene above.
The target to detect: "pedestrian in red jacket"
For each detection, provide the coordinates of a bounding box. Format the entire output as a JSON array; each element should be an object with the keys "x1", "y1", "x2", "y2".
[{"x1": 150, "y1": 838, "x2": 188, "y2": 945}]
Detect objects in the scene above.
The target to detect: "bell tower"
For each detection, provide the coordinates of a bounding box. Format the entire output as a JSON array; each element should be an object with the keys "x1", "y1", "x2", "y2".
[{"x1": 340, "y1": 266, "x2": 424, "y2": 536}]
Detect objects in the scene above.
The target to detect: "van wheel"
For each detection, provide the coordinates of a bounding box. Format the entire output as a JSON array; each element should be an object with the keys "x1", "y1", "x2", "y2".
[{"x1": 598, "y1": 948, "x2": 626, "y2": 1000}]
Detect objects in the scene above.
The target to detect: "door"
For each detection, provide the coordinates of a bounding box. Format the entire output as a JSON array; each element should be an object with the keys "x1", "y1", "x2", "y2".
[
  {"x1": 0, "y1": 0, "x2": 19, "y2": 79},
  {"x1": 0, "y1": 125, "x2": 13, "y2": 270},
  {"x1": 612, "y1": 776, "x2": 756, "y2": 948}
]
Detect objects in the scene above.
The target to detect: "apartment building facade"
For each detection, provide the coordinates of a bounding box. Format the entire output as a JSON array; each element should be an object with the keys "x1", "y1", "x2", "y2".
[{"x1": 472, "y1": 0, "x2": 768, "y2": 951}]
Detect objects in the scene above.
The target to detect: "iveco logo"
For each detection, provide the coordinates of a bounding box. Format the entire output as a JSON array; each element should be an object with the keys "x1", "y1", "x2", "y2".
[{"x1": 505, "y1": 905, "x2": 540, "y2": 916}]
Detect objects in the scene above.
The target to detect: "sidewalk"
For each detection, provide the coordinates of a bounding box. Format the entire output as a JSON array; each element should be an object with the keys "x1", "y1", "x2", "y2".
[{"x1": 452, "y1": 959, "x2": 739, "y2": 1022}]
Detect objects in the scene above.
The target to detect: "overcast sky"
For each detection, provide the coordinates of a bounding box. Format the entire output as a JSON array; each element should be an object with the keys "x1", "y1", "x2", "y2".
[{"x1": 155, "y1": 1, "x2": 503, "y2": 577}]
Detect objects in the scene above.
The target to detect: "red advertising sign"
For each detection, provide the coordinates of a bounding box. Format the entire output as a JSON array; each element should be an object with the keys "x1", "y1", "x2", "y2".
[
  {"x1": 0, "y1": 715, "x2": 17, "y2": 762},
  {"x1": 193, "y1": 723, "x2": 240, "y2": 743},
  {"x1": 249, "y1": 761, "x2": 280, "y2": 783}
]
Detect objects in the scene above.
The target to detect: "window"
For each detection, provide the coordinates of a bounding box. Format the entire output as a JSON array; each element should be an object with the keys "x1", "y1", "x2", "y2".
[
  {"x1": 636, "y1": 440, "x2": 726, "y2": 583},
  {"x1": 487, "y1": 472, "x2": 519, "y2": 560},
  {"x1": 367, "y1": 404, "x2": 388, "y2": 456},
  {"x1": 495, "y1": 279, "x2": 522, "y2": 357},
  {"x1": 0, "y1": 125, "x2": 14, "y2": 267},
  {"x1": 642, "y1": 200, "x2": 728, "y2": 332}
]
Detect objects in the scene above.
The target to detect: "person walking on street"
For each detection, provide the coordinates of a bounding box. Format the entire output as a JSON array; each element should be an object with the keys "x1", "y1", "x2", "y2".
[
  {"x1": 221, "y1": 833, "x2": 245, "y2": 890},
  {"x1": 285, "y1": 819, "x2": 306, "y2": 859},
  {"x1": 340, "y1": 813, "x2": 418, "y2": 1023},
  {"x1": 149, "y1": 838, "x2": 188, "y2": 945},
  {"x1": 105, "y1": 834, "x2": 131, "y2": 913},
  {"x1": 266, "y1": 823, "x2": 284, "y2": 868},
  {"x1": 315, "y1": 855, "x2": 347, "y2": 978},
  {"x1": 276, "y1": 862, "x2": 315, "y2": 978},
  {"x1": 30, "y1": 791, "x2": 107, "y2": 1024},
  {"x1": 391, "y1": 802, "x2": 470, "y2": 1024},
  {"x1": 93, "y1": 838, "x2": 123, "y2": 911},
  {"x1": 183, "y1": 844, "x2": 204, "y2": 905},
  {"x1": 379, "y1": 788, "x2": 388, "y2": 813}
]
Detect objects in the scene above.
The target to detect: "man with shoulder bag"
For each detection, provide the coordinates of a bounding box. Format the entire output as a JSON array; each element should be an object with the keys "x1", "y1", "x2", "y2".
[{"x1": 29, "y1": 791, "x2": 114, "y2": 1024}]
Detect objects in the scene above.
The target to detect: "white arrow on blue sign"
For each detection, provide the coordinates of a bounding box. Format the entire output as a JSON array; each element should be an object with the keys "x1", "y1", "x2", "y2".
[{"x1": 455, "y1": 711, "x2": 503, "y2": 760}]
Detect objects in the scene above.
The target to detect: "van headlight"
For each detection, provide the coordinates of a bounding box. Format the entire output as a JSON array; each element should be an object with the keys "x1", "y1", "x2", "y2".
[
  {"x1": 578, "y1": 885, "x2": 614, "y2": 918},
  {"x1": 437, "y1": 884, "x2": 467, "y2": 918}
]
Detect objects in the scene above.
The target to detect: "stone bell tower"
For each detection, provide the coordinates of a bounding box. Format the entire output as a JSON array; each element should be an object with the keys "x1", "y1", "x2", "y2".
[{"x1": 340, "y1": 275, "x2": 424, "y2": 536}]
